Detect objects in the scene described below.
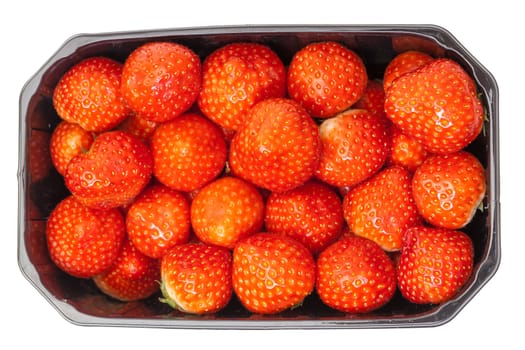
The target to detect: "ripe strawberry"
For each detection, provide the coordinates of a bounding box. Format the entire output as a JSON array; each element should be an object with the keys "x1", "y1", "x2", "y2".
[
  {"x1": 265, "y1": 180, "x2": 343, "y2": 254},
  {"x1": 191, "y1": 177, "x2": 264, "y2": 249},
  {"x1": 117, "y1": 113, "x2": 158, "y2": 144},
  {"x1": 229, "y1": 98, "x2": 321, "y2": 192},
  {"x1": 53, "y1": 57, "x2": 131, "y2": 132},
  {"x1": 232, "y1": 233, "x2": 316, "y2": 314},
  {"x1": 315, "y1": 109, "x2": 390, "y2": 187},
  {"x1": 316, "y1": 236, "x2": 396, "y2": 313},
  {"x1": 354, "y1": 79, "x2": 388, "y2": 120},
  {"x1": 46, "y1": 195, "x2": 125, "y2": 278},
  {"x1": 121, "y1": 42, "x2": 201, "y2": 123},
  {"x1": 383, "y1": 50, "x2": 433, "y2": 92},
  {"x1": 198, "y1": 42, "x2": 286, "y2": 130},
  {"x1": 50, "y1": 121, "x2": 95, "y2": 176},
  {"x1": 126, "y1": 184, "x2": 191, "y2": 258},
  {"x1": 343, "y1": 166, "x2": 421, "y2": 251},
  {"x1": 151, "y1": 113, "x2": 227, "y2": 192},
  {"x1": 384, "y1": 58, "x2": 484, "y2": 154},
  {"x1": 93, "y1": 237, "x2": 160, "y2": 301},
  {"x1": 396, "y1": 226, "x2": 474, "y2": 304},
  {"x1": 412, "y1": 151, "x2": 486, "y2": 229},
  {"x1": 387, "y1": 125, "x2": 429, "y2": 172},
  {"x1": 287, "y1": 41, "x2": 368, "y2": 118},
  {"x1": 160, "y1": 243, "x2": 232, "y2": 314},
  {"x1": 65, "y1": 130, "x2": 153, "y2": 209}
]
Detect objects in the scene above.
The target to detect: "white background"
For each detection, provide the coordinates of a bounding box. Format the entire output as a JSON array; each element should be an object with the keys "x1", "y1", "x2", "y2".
[{"x1": 4, "y1": 1, "x2": 521, "y2": 348}]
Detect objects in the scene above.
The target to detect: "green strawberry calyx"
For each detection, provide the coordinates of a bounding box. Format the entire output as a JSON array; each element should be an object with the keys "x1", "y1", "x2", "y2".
[{"x1": 158, "y1": 279, "x2": 187, "y2": 313}]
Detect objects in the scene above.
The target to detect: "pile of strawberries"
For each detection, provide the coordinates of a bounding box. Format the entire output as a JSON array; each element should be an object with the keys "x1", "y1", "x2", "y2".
[{"x1": 43, "y1": 39, "x2": 486, "y2": 315}]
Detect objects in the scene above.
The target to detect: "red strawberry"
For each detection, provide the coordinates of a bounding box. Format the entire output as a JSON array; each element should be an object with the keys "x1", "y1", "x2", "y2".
[
  {"x1": 160, "y1": 243, "x2": 232, "y2": 314},
  {"x1": 232, "y1": 233, "x2": 316, "y2": 314},
  {"x1": 412, "y1": 151, "x2": 486, "y2": 229},
  {"x1": 229, "y1": 98, "x2": 321, "y2": 192},
  {"x1": 387, "y1": 125, "x2": 429, "y2": 172},
  {"x1": 53, "y1": 57, "x2": 131, "y2": 132},
  {"x1": 126, "y1": 184, "x2": 191, "y2": 258},
  {"x1": 343, "y1": 166, "x2": 421, "y2": 251},
  {"x1": 50, "y1": 121, "x2": 95, "y2": 176},
  {"x1": 316, "y1": 236, "x2": 396, "y2": 313},
  {"x1": 265, "y1": 180, "x2": 343, "y2": 254},
  {"x1": 65, "y1": 130, "x2": 153, "y2": 209},
  {"x1": 354, "y1": 79, "x2": 388, "y2": 120},
  {"x1": 191, "y1": 177, "x2": 264, "y2": 249},
  {"x1": 198, "y1": 42, "x2": 286, "y2": 130},
  {"x1": 93, "y1": 237, "x2": 160, "y2": 301},
  {"x1": 384, "y1": 58, "x2": 484, "y2": 154},
  {"x1": 287, "y1": 41, "x2": 368, "y2": 118},
  {"x1": 117, "y1": 113, "x2": 158, "y2": 144},
  {"x1": 151, "y1": 113, "x2": 227, "y2": 192},
  {"x1": 46, "y1": 195, "x2": 125, "y2": 278},
  {"x1": 383, "y1": 50, "x2": 433, "y2": 92},
  {"x1": 121, "y1": 42, "x2": 201, "y2": 123},
  {"x1": 315, "y1": 109, "x2": 390, "y2": 187},
  {"x1": 396, "y1": 226, "x2": 474, "y2": 304}
]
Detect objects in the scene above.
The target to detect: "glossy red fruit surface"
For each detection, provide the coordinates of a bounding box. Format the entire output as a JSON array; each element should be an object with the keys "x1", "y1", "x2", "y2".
[
  {"x1": 65, "y1": 130, "x2": 153, "y2": 209},
  {"x1": 46, "y1": 196, "x2": 125, "y2": 278},
  {"x1": 396, "y1": 226, "x2": 474, "y2": 304},
  {"x1": 229, "y1": 98, "x2": 320, "y2": 192},
  {"x1": 265, "y1": 180, "x2": 343, "y2": 254},
  {"x1": 232, "y1": 233, "x2": 316, "y2": 314},
  {"x1": 53, "y1": 57, "x2": 131, "y2": 132},
  {"x1": 288, "y1": 41, "x2": 367, "y2": 118},
  {"x1": 121, "y1": 42, "x2": 201, "y2": 123},
  {"x1": 198, "y1": 42, "x2": 286, "y2": 131},
  {"x1": 317, "y1": 236, "x2": 396, "y2": 313},
  {"x1": 161, "y1": 243, "x2": 232, "y2": 314}
]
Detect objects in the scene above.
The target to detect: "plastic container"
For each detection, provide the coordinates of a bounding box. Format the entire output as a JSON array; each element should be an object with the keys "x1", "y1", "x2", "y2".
[{"x1": 17, "y1": 24, "x2": 500, "y2": 329}]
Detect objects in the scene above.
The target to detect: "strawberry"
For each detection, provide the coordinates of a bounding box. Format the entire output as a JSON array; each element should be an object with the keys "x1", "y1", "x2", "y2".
[
  {"x1": 49, "y1": 121, "x2": 95, "y2": 176},
  {"x1": 387, "y1": 125, "x2": 429, "y2": 172},
  {"x1": 343, "y1": 166, "x2": 421, "y2": 251},
  {"x1": 315, "y1": 109, "x2": 390, "y2": 187},
  {"x1": 198, "y1": 42, "x2": 286, "y2": 130},
  {"x1": 396, "y1": 226, "x2": 474, "y2": 304},
  {"x1": 151, "y1": 113, "x2": 227, "y2": 192},
  {"x1": 93, "y1": 237, "x2": 160, "y2": 302},
  {"x1": 121, "y1": 42, "x2": 201, "y2": 123},
  {"x1": 384, "y1": 58, "x2": 484, "y2": 154},
  {"x1": 46, "y1": 195, "x2": 125, "y2": 278},
  {"x1": 232, "y1": 233, "x2": 316, "y2": 314},
  {"x1": 65, "y1": 130, "x2": 153, "y2": 209},
  {"x1": 383, "y1": 50, "x2": 433, "y2": 92},
  {"x1": 229, "y1": 98, "x2": 321, "y2": 192},
  {"x1": 117, "y1": 113, "x2": 158, "y2": 144},
  {"x1": 191, "y1": 177, "x2": 264, "y2": 249},
  {"x1": 287, "y1": 41, "x2": 368, "y2": 118},
  {"x1": 265, "y1": 180, "x2": 343, "y2": 254},
  {"x1": 354, "y1": 79, "x2": 388, "y2": 120},
  {"x1": 126, "y1": 184, "x2": 191, "y2": 258},
  {"x1": 160, "y1": 243, "x2": 232, "y2": 314},
  {"x1": 53, "y1": 57, "x2": 131, "y2": 132},
  {"x1": 412, "y1": 151, "x2": 486, "y2": 229},
  {"x1": 316, "y1": 236, "x2": 396, "y2": 313}
]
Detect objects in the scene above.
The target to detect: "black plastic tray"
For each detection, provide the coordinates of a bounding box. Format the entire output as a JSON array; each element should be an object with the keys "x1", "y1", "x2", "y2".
[{"x1": 18, "y1": 24, "x2": 500, "y2": 328}]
